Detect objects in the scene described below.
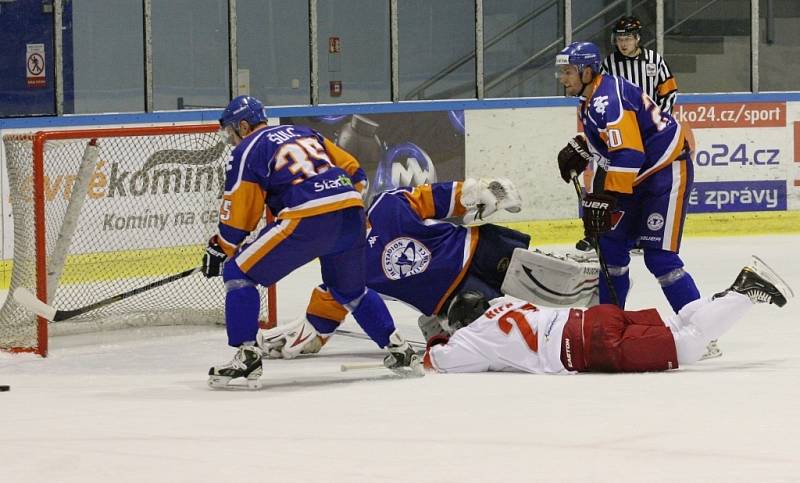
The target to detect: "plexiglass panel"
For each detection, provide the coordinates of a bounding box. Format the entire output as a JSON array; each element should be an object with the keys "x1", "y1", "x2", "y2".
[
  {"x1": 237, "y1": 0, "x2": 310, "y2": 106},
  {"x1": 317, "y1": 0, "x2": 390, "y2": 104},
  {"x1": 758, "y1": 0, "x2": 800, "y2": 91},
  {"x1": 664, "y1": 0, "x2": 751, "y2": 93},
  {"x1": 69, "y1": 0, "x2": 144, "y2": 113},
  {"x1": 399, "y1": 0, "x2": 476, "y2": 100},
  {"x1": 152, "y1": 0, "x2": 230, "y2": 110},
  {"x1": 484, "y1": 0, "x2": 563, "y2": 98}
]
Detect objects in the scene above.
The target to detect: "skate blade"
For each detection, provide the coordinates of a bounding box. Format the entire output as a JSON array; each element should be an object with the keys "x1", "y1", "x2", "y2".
[
  {"x1": 207, "y1": 369, "x2": 263, "y2": 390},
  {"x1": 699, "y1": 347, "x2": 723, "y2": 361},
  {"x1": 751, "y1": 256, "x2": 795, "y2": 303},
  {"x1": 388, "y1": 358, "x2": 425, "y2": 378}
]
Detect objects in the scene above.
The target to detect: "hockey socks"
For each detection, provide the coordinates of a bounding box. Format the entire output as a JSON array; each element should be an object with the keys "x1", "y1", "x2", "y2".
[
  {"x1": 645, "y1": 249, "x2": 701, "y2": 313},
  {"x1": 337, "y1": 288, "x2": 396, "y2": 348},
  {"x1": 223, "y1": 262, "x2": 261, "y2": 347},
  {"x1": 599, "y1": 267, "x2": 630, "y2": 308},
  {"x1": 660, "y1": 271, "x2": 701, "y2": 313}
]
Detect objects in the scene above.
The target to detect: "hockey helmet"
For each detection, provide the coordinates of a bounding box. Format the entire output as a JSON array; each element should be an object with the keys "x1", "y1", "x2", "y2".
[
  {"x1": 555, "y1": 41, "x2": 603, "y2": 75},
  {"x1": 613, "y1": 15, "x2": 642, "y2": 36},
  {"x1": 219, "y1": 95, "x2": 268, "y2": 130},
  {"x1": 447, "y1": 290, "x2": 490, "y2": 332}
]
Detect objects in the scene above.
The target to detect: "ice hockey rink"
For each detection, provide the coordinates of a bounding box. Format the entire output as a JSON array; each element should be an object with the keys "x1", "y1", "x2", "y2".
[{"x1": 1, "y1": 234, "x2": 798, "y2": 483}]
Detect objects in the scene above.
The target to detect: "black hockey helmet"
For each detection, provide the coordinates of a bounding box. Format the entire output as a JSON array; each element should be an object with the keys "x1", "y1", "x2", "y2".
[
  {"x1": 612, "y1": 15, "x2": 642, "y2": 43},
  {"x1": 613, "y1": 15, "x2": 642, "y2": 35},
  {"x1": 447, "y1": 290, "x2": 490, "y2": 332}
]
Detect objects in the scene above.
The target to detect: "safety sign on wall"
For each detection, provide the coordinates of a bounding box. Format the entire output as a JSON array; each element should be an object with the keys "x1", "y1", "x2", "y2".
[{"x1": 26, "y1": 43, "x2": 46, "y2": 88}]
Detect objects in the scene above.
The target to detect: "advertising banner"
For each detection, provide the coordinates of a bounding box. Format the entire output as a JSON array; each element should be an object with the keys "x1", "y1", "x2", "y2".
[
  {"x1": 676, "y1": 100, "x2": 796, "y2": 213},
  {"x1": 280, "y1": 111, "x2": 466, "y2": 203}
]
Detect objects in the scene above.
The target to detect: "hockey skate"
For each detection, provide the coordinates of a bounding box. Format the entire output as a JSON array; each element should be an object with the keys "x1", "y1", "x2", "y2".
[
  {"x1": 700, "y1": 340, "x2": 722, "y2": 361},
  {"x1": 208, "y1": 344, "x2": 263, "y2": 389},
  {"x1": 384, "y1": 331, "x2": 424, "y2": 377},
  {"x1": 720, "y1": 256, "x2": 794, "y2": 307}
]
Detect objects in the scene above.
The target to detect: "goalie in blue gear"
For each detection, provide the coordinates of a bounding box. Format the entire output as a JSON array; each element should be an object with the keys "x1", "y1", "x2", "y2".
[{"x1": 258, "y1": 176, "x2": 601, "y2": 357}]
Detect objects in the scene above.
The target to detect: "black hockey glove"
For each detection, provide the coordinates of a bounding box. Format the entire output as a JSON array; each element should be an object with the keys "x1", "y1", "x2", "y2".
[
  {"x1": 202, "y1": 235, "x2": 227, "y2": 278},
  {"x1": 581, "y1": 193, "x2": 617, "y2": 237},
  {"x1": 557, "y1": 135, "x2": 593, "y2": 183}
]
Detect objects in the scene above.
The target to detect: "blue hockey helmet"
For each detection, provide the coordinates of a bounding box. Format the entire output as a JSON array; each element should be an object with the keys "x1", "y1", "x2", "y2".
[
  {"x1": 219, "y1": 95, "x2": 268, "y2": 130},
  {"x1": 555, "y1": 41, "x2": 603, "y2": 75}
]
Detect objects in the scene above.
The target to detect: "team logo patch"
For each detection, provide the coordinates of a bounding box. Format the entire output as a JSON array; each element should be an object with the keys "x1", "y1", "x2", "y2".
[
  {"x1": 647, "y1": 213, "x2": 665, "y2": 231},
  {"x1": 646, "y1": 63, "x2": 657, "y2": 76},
  {"x1": 592, "y1": 96, "x2": 609, "y2": 115},
  {"x1": 382, "y1": 237, "x2": 432, "y2": 280}
]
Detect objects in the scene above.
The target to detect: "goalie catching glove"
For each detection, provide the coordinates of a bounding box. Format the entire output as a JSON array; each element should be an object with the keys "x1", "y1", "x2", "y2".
[
  {"x1": 461, "y1": 178, "x2": 522, "y2": 223},
  {"x1": 201, "y1": 235, "x2": 227, "y2": 278},
  {"x1": 581, "y1": 193, "x2": 617, "y2": 237},
  {"x1": 557, "y1": 135, "x2": 593, "y2": 183}
]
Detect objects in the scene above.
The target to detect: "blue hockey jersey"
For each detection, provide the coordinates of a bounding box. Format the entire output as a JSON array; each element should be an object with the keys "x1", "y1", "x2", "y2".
[
  {"x1": 217, "y1": 124, "x2": 367, "y2": 256},
  {"x1": 304, "y1": 182, "x2": 478, "y2": 325},
  {"x1": 364, "y1": 182, "x2": 478, "y2": 315},
  {"x1": 580, "y1": 74, "x2": 688, "y2": 194}
]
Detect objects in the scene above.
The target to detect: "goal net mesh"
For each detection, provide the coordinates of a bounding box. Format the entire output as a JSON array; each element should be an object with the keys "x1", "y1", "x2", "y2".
[{"x1": 1, "y1": 125, "x2": 273, "y2": 354}]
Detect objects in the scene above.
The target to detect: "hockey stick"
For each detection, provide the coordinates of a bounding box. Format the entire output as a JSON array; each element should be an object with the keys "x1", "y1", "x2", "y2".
[
  {"x1": 340, "y1": 361, "x2": 426, "y2": 378},
  {"x1": 13, "y1": 267, "x2": 201, "y2": 322},
  {"x1": 334, "y1": 328, "x2": 426, "y2": 350},
  {"x1": 570, "y1": 171, "x2": 619, "y2": 306},
  {"x1": 340, "y1": 362, "x2": 387, "y2": 372}
]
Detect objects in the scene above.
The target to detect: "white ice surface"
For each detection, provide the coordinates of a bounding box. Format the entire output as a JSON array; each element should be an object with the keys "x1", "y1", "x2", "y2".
[{"x1": 1, "y1": 235, "x2": 799, "y2": 483}]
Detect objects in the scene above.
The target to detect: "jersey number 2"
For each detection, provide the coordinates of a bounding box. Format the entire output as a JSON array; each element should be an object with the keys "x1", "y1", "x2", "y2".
[{"x1": 497, "y1": 304, "x2": 538, "y2": 352}]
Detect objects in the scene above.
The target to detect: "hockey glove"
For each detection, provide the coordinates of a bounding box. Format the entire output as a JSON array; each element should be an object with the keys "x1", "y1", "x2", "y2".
[
  {"x1": 557, "y1": 135, "x2": 593, "y2": 183},
  {"x1": 461, "y1": 178, "x2": 522, "y2": 223},
  {"x1": 201, "y1": 235, "x2": 227, "y2": 278},
  {"x1": 581, "y1": 193, "x2": 617, "y2": 237},
  {"x1": 417, "y1": 315, "x2": 450, "y2": 348}
]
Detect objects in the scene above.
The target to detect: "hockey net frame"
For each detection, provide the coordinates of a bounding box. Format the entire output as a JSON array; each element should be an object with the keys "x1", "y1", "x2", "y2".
[{"x1": 1, "y1": 124, "x2": 277, "y2": 356}]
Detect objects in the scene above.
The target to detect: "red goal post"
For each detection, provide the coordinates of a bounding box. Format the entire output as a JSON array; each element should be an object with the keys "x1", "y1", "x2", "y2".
[{"x1": 1, "y1": 124, "x2": 277, "y2": 356}]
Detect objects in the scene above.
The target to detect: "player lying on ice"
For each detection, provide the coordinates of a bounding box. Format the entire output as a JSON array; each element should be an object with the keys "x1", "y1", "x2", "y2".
[
  {"x1": 422, "y1": 257, "x2": 792, "y2": 374},
  {"x1": 259, "y1": 179, "x2": 602, "y2": 359}
]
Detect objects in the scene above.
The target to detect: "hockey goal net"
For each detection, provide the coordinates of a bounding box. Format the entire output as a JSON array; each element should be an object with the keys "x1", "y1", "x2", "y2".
[{"x1": 1, "y1": 124, "x2": 276, "y2": 356}]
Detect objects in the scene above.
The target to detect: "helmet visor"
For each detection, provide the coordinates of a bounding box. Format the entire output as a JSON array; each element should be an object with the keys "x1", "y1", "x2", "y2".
[
  {"x1": 220, "y1": 125, "x2": 239, "y2": 146},
  {"x1": 555, "y1": 63, "x2": 579, "y2": 81}
]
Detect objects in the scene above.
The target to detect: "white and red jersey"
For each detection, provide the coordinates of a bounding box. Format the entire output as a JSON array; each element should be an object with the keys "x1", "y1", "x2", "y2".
[{"x1": 426, "y1": 296, "x2": 574, "y2": 374}]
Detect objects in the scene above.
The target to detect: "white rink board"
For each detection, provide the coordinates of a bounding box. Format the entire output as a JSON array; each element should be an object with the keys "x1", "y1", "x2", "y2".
[
  {"x1": 465, "y1": 106, "x2": 579, "y2": 221},
  {"x1": 2, "y1": 101, "x2": 799, "y2": 260}
]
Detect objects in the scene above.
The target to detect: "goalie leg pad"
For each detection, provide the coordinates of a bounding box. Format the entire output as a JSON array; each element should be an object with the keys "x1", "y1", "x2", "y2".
[{"x1": 501, "y1": 248, "x2": 600, "y2": 307}]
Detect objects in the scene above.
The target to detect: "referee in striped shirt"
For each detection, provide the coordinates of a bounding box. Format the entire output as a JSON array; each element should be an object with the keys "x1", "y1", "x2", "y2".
[{"x1": 602, "y1": 16, "x2": 678, "y2": 114}]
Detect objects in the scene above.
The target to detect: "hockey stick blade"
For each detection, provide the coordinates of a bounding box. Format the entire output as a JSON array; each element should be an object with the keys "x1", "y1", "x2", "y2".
[
  {"x1": 13, "y1": 267, "x2": 201, "y2": 322},
  {"x1": 340, "y1": 362, "x2": 386, "y2": 372},
  {"x1": 340, "y1": 361, "x2": 425, "y2": 378},
  {"x1": 13, "y1": 287, "x2": 57, "y2": 321}
]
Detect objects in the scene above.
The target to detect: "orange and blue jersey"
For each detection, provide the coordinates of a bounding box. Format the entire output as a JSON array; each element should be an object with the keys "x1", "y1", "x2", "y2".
[
  {"x1": 217, "y1": 124, "x2": 367, "y2": 256},
  {"x1": 580, "y1": 74, "x2": 688, "y2": 195},
  {"x1": 359, "y1": 182, "x2": 478, "y2": 315}
]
